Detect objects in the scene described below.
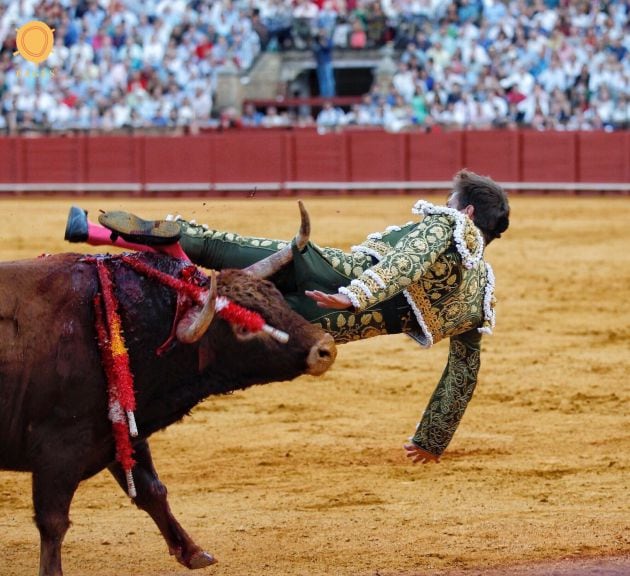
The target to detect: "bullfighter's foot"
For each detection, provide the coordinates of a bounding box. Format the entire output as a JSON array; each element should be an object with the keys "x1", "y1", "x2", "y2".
[
  {"x1": 64, "y1": 206, "x2": 88, "y2": 242},
  {"x1": 98, "y1": 211, "x2": 181, "y2": 246}
]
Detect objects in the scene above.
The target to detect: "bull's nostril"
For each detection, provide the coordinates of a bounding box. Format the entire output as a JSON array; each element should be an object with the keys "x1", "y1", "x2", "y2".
[{"x1": 306, "y1": 334, "x2": 337, "y2": 375}]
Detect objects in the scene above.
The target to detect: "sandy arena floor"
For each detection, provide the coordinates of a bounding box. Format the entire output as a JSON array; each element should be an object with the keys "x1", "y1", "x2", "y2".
[{"x1": 0, "y1": 195, "x2": 628, "y2": 576}]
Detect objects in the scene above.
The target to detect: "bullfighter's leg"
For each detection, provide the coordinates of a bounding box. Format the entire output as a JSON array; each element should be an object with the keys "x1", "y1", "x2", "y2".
[
  {"x1": 87, "y1": 208, "x2": 289, "y2": 270},
  {"x1": 64, "y1": 206, "x2": 190, "y2": 261},
  {"x1": 91, "y1": 210, "x2": 380, "y2": 304},
  {"x1": 107, "y1": 439, "x2": 216, "y2": 570},
  {"x1": 32, "y1": 462, "x2": 81, "y2": 576}
]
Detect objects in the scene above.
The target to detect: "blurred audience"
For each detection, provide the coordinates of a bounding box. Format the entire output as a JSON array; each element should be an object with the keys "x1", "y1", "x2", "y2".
[{"x1": 0, "y1": 0, "x2": 627, "y2": 133}]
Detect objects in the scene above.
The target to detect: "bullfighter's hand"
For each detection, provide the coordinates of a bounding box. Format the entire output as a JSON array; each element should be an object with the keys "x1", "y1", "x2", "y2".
[
  {"x1": 403, "y1": 443, "x2": 440, "y2": 464},
  {"x1": 305, "y1": 290, "x2": 353, "y2": 310}
]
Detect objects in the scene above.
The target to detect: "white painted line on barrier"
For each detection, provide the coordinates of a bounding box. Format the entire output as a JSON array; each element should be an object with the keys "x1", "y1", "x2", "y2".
[
  {"x1": 0, "y1": 183, "x2": 142, "y2": 192},
  {"x1": 214, "y1": 182, "x2": 282, "y2": 191},
  {"x1": 0, "y1": 181, "x2": 628, "y2": 193},
  {"x1": 145, "y1": 182, "x2": 211, "y2": 192},
  {"x1": 501, "y1": 182, "x2": 630, "y2": 191}
]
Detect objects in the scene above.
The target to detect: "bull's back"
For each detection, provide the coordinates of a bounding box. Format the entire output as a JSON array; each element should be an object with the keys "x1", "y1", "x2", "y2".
[{"x1": 0, "y1": 254, "x2": 103, "y2": 468}]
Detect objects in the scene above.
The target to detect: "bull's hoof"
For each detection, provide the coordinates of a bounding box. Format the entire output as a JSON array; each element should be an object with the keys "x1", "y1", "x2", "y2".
[
  {"x1": 189, "y1": 551, "x2": 217, "y2": 569},
  {"x1": 173, "y1": 548, "x2": 217, "y2": 570}
]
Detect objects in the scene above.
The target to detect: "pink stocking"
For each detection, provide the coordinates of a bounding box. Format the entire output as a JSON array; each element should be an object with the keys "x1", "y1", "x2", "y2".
[{"x1": 86, "y1": 221, "x2": 190, "y2": 262}]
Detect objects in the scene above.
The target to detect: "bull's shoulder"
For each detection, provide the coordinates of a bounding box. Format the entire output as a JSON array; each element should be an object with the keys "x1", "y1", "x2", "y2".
[
  {"x1": 0, "y1": 253, "x2": 98, "y2": 313},
  {"x1": 0, "y1": 252, "x2": 90, "y2": 274}
]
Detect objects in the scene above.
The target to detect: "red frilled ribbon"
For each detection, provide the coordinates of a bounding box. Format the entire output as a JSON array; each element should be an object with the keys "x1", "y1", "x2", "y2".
[
  {"x1": 215, "y1": 296, "x2": 265, "y2": 331},
  {"x1": 121, "y1": 255, "x2": 289, "y2": 343},
  {"x1": 94, "y1": 260, "x2": 137, "y2": 498},
  {"x1": 121, "y1": 255, "x2": 206, "y2": 305}
]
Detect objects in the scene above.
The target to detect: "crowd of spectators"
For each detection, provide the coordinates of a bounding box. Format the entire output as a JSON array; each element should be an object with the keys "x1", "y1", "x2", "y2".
[
  {"x1": 0, "y1": 0, "x2": 628, "y2": 133},
  {"x1": 311, "y1": 0, "x2": 629, "y2": 132}
]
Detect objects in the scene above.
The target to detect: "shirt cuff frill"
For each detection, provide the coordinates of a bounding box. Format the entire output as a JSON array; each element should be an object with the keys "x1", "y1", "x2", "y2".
[{"x1": 338, "y1": 267, "x2": 391, "y2": 311}]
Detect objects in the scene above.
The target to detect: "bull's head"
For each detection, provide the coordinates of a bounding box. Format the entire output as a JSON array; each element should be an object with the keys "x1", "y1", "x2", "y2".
[
  {"x1": 201, "y1": 269, "x2": 336, "y2": 383},
  {"x1": 167, "y1": 201, "x2": 310, "y2": 346},
  {"x1": 150, "y1": 201, "x2": 334, "y2": 382}
]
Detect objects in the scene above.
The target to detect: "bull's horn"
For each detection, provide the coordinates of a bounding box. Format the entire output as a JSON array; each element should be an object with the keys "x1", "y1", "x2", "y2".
[
  {"x1": 243, "y1": 201, "x2": 310, "y2": 279},
  {"x1": 176, "y1": 270, "x2": 218, "y2": 344}
]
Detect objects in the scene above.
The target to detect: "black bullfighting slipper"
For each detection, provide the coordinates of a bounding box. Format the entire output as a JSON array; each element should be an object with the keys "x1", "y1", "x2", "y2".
[
  {"x1": 98, "y1": 211, "x2": 182, "y2": 246},
  {"x1": 64, "y1": 205, "x2": 89, "y2": 242}
]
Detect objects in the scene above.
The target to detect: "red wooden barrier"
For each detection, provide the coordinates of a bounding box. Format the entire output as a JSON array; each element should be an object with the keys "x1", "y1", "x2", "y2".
[
  {"x1": 520, "y1": 131, "x2": 577, "y2": 183},
  {"x1": 577, "y1": 131, "x2": 629, "y2": 183},
  {"x1": 85, "y1": 136, "x2": 141, "y2": 183},
  {"x1": 22, "y1": 137, "x2": 82, "y2": 183},
  {"x1": 0, "y1": 138, "x2": 19, "y2": 183},
  {"x1": 143, "y1": 136, "x2": 213, "y2": 184},
  {"x1": 347, "y1": 130, "x2": 407, "y2": 182},
  {"x1": 0, "y1": 131, "x2": 627, "y2": 194},
  {"x1": 212, "y1": 132, "x2": 287, "y2": 184},
  {"x1": 463, "y1": 131, "x2": 520, "y2": 182},
  {"x1": 408, "y1": 132, "x2": 463, "y2": 181},
  {"x1": 291, "y1": 132, "x2": 349, "y2": 182}
]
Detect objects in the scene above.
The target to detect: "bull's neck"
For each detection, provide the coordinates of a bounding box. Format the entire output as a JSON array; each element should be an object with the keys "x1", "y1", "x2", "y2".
[{"x1": 132, "y1": 366, "x2": 257, "y2": 438}]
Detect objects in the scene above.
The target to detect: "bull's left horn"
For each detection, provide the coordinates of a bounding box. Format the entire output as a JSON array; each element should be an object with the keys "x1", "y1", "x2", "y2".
[
  {"x1": 176, "y1": 270, "x2": 218, "y2": 344},
  {"x1": 243, "y1": 201, "x2": 310, "y2": 279}
]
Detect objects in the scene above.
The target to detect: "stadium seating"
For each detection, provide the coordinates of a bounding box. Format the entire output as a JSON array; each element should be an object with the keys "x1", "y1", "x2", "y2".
[{"x1": 0, "y1": 0, "x2": 627, "y2": 133}]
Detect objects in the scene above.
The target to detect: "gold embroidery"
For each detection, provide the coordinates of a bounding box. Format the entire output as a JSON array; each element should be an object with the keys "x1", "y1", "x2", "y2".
[
  {"x1": 404, "y1": 283, "x2": 441, "y2": 339},
  {"x1": 412, "y1": 330, "x2": 482, "y2": 456}
]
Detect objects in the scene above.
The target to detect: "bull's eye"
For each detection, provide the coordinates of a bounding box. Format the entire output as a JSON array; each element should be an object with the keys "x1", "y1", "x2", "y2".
[{"x1": 232, "y1": 323, "x2": 257, "y2": 341}]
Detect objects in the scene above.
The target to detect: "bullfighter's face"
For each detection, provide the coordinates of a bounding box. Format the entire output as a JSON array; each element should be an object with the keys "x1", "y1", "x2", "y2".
[
  {"x1": 446, "y1": 190, "x2": 475, "y2": 220},
  {"x1": 446, "y1": 190, "x2": 460, "y2": 210}
]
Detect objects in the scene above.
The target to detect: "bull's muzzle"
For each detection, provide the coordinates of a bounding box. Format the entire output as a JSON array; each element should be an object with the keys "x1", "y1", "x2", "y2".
[{"x1": 305, "y1": 333, "x2": 337, "y2": 376}]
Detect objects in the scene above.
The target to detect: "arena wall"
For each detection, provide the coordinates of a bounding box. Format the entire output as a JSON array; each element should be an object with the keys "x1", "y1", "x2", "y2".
[{"x1": 0, "y1": 130, "x2": 628, "y2": 196}]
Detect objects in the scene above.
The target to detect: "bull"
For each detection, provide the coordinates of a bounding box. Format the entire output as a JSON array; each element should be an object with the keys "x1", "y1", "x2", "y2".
[{"x1": 0, "y1": 210, "x2": 336, "y2": 576}]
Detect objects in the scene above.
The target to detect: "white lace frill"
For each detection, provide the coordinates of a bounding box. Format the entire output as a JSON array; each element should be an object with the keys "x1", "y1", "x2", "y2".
[{"x1": 479, "y1": 262, "x2": 496, "y2": 335}]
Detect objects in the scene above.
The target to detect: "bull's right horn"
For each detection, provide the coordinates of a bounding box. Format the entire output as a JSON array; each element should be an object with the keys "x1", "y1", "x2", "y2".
[
  {"x1": 176, "y1": 270, "x2": 218, "y2": 344},
  {"x1": 243, "y1": 201, "x2": 310, "y2": 279}
]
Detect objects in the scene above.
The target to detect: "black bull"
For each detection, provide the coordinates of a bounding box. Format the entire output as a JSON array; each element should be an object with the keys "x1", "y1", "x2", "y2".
[{"x1": 0, "y1": 252, "x2": 336, "y2": 576}]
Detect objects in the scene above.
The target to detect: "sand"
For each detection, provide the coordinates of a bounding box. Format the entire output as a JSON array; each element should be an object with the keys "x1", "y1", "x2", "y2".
[{"x1": 0, "y1": 195, "x2": 628, "y2": 576}]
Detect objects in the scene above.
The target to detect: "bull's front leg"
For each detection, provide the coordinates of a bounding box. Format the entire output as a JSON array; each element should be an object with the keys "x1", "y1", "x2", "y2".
[
  {"x1": 107, "y1": 439, "x2": 216, "y2": 569},
  {"x1": 32, "y1": 456, "x2": 81, "y2": 576}
]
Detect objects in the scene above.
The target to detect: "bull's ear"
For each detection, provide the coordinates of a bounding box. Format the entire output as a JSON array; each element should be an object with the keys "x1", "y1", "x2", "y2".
[{"x1": 176, "y1": 270, "x2": 218, "y2": 344}]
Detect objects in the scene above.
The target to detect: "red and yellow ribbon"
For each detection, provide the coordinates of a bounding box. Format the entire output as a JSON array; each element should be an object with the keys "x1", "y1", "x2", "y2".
[{"x1": 94, "y1": 259, "x2": 137, "y2": 498}]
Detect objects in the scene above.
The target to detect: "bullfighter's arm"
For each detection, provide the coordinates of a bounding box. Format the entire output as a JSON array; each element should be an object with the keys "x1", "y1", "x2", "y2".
[
  {"x1": 408, "y1": 328, "x2": 482, "y2": 459},
  {"x1": 336, "y1": 215, "x2": 453, "y2": 311}
]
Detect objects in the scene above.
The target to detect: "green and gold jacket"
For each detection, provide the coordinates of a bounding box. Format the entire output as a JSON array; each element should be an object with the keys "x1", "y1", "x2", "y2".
[
  {"x1": 336, "y1": 201, "x2": 497, "y2": 457},
  {"x1": 339, "y1": 200, "x2": 496, "y2": 345}
]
